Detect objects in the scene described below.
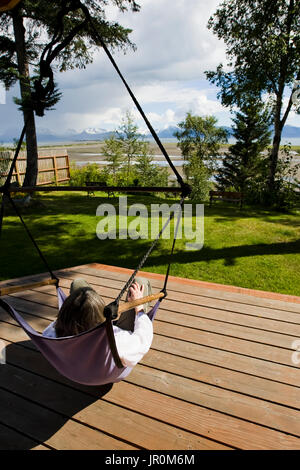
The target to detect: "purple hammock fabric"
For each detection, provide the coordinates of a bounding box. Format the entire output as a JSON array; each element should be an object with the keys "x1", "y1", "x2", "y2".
[{"x1": 1, "y1": 287, "x2": 160, "y2": 386}]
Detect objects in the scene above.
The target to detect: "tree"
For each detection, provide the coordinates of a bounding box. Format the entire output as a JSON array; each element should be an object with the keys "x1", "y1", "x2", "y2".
[
  {"x1": 184, "y1": 156, "x2": 211, "y2": 201},
  {"x1": 249, "y1": 144, "x2": 300, "y2": 209},
  {"x1": 0, "y1": 151, "x2": 10, "y2": 186},
  {"x1": 216, "y1": 98, "x2": 272, "y2": 196},
  {"x1": 206, "y1": 0, "x2": 300, "y2": 202},
  {"x1": 174, "y1": 113, "x2": 228, "y2": 200},
  {"x1": 102, "y1": 134, "x2": 124, "y2": 184},
  {"x1": 135, "y1": 148, "x2": 169, "y2": 187},
  {"x1": 0, "y1": 0, "x2": 140, "y2": 186},
  {"x1": 115, "y1": 111, "x2": 146, "y2": 183},
  {"x1": 174, "y1": 113, "x2": 228, "y2": 168},
  {"x1": 102, "y1": 111, "x2": 169, "y2": 187}
]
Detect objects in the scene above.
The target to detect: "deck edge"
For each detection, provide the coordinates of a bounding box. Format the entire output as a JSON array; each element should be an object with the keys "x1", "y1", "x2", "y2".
[{"x1": 86, "y1": 263, "x2": 300, "y2": 305}]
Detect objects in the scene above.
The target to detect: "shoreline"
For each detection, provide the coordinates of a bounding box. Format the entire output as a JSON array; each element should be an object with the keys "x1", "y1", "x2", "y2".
[
  {"x1": 34, "y1": 141, "x2": 300, "y2": 161},
  {"x1": 2, "y1": 139, "x2": 300, "y2": 157}
]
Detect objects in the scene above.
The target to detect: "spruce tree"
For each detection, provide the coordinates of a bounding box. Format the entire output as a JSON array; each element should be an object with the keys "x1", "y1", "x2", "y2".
[
  {"x1": 102, "y1": 135, "x2": 124, "y2": 184},
  {"x1": 216, "y1": 99, "x2": 271, "y2": 196}
]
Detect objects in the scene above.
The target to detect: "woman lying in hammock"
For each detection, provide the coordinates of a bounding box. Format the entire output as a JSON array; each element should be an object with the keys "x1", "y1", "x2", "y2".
[{"x1": 42, "y1": 277, "x2": 153, "y2": 368}]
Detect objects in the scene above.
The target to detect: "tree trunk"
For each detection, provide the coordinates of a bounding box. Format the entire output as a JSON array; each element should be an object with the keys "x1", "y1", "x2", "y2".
[
  {"x1": 267, "y1": 0, "x2": 295, "y2": 201},
  {"x1": 268, "y1": 88, "x2": 294, "y2": 198},
  {"x1": 268, "y1": 126, "x2": 281, "y2": 195},
  {"x1": 12, "y1": 8, "x2": 38, "y2": 187},
  {"x1": 267, "y1": 84, "x2": 284, "y2": 199}
]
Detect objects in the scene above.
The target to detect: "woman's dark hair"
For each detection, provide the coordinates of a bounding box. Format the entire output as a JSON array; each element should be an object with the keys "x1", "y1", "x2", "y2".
[{"x1": 55, "y1": 287, "x2": 106, "y2": 337}]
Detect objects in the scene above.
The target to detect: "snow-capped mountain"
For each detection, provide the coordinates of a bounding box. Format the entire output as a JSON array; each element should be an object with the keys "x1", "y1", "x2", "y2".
[
  {"x1": 0, "y1": 124, "x2": 300, "y2": 144},
  {"x1": 84, "y1": 127, "x2": 107, "y2": 135}
]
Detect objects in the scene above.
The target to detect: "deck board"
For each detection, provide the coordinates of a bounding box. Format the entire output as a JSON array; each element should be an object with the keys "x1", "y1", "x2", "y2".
[{"x1": 0, "y1": 263, "x2": 300, "y2": 450}]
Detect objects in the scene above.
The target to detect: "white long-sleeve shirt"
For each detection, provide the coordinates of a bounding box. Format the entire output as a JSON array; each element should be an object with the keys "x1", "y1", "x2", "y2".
[{"x1": 42, "y1": 312, "x2": 153, "y2": 368}]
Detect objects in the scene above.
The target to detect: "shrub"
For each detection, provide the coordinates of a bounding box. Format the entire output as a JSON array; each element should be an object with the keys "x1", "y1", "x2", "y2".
[
  {"x1": 184, "y1": 156, "x2": 211, "y2": 201},
  {"x1": 246, "y1": 145, "x2": 300, "y2": 210},
  {"x1": 135, "y1": 154, "x2": 169, "y2": 187},
  {"x1": 69, "y1": 163, "x2": 103, "y2": 186}
]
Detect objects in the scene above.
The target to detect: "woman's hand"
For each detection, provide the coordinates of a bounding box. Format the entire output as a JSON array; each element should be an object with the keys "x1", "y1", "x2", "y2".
[{"x1": 127, "y1": 282, "x2": 145, "y2": 313}]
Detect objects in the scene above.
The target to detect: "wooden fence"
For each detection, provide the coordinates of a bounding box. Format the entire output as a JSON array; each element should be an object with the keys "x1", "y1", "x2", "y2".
[{"x1": 0, "y1": 148, "x2": 70, "y2": 186}]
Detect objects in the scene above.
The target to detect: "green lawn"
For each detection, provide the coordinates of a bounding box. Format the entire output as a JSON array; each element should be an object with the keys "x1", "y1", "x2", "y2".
[{"x1": 1, "y1": 191, "x2": 300, "y2": 296}]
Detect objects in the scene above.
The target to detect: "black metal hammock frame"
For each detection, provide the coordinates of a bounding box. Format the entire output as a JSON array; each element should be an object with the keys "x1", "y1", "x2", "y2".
[{"x1": 0, "y1": 0, "x2": 191, "y2": 368}]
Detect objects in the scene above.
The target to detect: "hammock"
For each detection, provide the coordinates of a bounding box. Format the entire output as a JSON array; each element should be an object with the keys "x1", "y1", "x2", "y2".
[
  {"x1": 0, "y1": 288, "x2": 160, "y2": 386},
  {"x1": 0, "y1": 139, "x2": 184, "y2": 382},
  {"x1": 0, "y1": 0, "x2": 191, "y2": 385}
]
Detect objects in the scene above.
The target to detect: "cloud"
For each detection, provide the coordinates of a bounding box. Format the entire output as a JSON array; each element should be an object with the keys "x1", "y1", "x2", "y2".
[
  {"x1": 110, "y1": 0, "x2": 227, "y2": 82},
  {"x1": 42, "y1": 78, "x2": 225, "y2": 133},
  {"x1": 57, "y1": 0, "x2": 226, "y2": 87},
  {"x1": 2, "y1": 0, "x2": 226, "y2": 130},
  {"x1": 4, "y1": 0, "x2": 228, "y2": 135},
  {"x1": 1, "y1": 0, "x2": 299, "y2": 137}
]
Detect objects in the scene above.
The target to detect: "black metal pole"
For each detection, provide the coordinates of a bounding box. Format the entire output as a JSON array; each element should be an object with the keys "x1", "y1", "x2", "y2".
[{"x1": 0, "y1": 185, "x2": 183, "y2": 194}]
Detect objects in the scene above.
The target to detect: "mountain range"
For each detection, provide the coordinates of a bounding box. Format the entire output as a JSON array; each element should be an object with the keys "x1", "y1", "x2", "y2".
[{"x1": 1, "y1": 124, "x2": 300, "y2": 144}]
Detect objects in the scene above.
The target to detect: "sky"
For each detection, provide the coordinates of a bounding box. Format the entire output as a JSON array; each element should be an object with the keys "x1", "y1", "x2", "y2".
[{"x1": 1, "y1": 0, "x2": 300, "y2": 137}]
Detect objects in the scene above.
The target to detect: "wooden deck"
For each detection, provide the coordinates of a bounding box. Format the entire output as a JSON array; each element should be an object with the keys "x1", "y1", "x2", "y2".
[{"x1": 0, "y1": 263, "x2": 300, "y2": 450}]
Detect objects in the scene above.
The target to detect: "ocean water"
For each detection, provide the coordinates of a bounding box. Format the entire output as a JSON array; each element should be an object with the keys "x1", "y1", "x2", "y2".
[
  {"x1": 3, "y1": 136, "x2": 300, "y2": 148},
  {"x1": 228, "y1": 137, "x2": 300, "y2": 146},
  {"x1": 76, "y1": 159, "x2": 186, "y2": 167},
  {"x1": 158, "y1": 137, "x2": 300, "y2": 146}
]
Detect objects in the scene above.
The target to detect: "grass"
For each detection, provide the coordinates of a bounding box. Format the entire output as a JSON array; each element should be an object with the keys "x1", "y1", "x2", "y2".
[{"x1": 1, "y1": 191, "x2": 300, "y2": 296}]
